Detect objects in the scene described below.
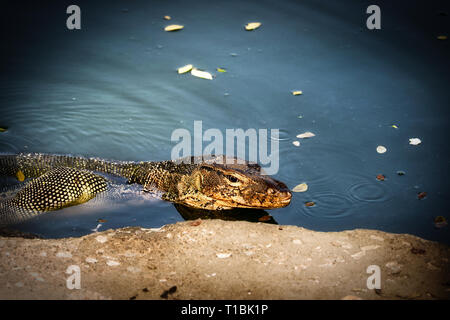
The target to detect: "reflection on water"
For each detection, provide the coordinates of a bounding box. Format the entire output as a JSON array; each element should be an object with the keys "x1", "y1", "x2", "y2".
[
  {"x1": 0, "y1": 0, "x2": 449, "y2": 243},
  {"x1": 174, "y1": 204, "x2": 277, "y2": 224}
]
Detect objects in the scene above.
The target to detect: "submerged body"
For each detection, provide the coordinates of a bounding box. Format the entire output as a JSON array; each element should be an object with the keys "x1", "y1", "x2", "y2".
[{"x1": 0, "y1": 154, "x2": 291, "y2": 225}]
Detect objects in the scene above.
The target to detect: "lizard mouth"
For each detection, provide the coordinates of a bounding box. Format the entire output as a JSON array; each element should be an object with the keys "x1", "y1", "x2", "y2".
[{"x1": 208, "y1": 190, "x2": 292, "y2": 210}]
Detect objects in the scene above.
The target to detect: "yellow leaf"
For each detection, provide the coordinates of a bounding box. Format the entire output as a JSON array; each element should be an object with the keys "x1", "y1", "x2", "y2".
[
  {"x1": 216, "y1": 68, "x2": 227, "y2": 73},
  {"x1": 437, "y1": 35, "x2": 447, "y2": 40},
  {"x1": 16, "y1": 170, "x2": 25, "y2": 182},
  {"x1": 177, "y1": 64, "x2": 193, "y2": 74},
  {"x1": 191, "y1": 68, "x2": 213, "y2": 80},
  {"x1": 0, "y1": 127, "x2": 7, "y2": 132},
  {"x1": 292, "y1": 90, "x2": 303, "y2": 95},
  {"x1": 391, "y1": 125, "x2": 398, "y2": 129},
  {"x1": 164, "y1": 15, "x2": 171, "y2": 20},
  {"x1": 164, "y1": 25, "x2": 184, "y2": 32},
  {"x1": 245, "y1": 22, "x2": 261, "y2": 31},
  {"x1": 292, "y1": 183, "x2": 308, "y2": 192}
]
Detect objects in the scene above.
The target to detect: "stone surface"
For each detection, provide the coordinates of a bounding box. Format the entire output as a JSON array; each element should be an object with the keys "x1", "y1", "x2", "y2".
[{"x1": 0, "y1": 220, "x2": 449, "y2": 300}]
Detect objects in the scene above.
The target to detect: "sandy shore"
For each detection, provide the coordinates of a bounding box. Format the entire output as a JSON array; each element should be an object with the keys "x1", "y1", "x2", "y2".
[{"x1": 0, "y1": 220, "x2": 449, "y2": 300}]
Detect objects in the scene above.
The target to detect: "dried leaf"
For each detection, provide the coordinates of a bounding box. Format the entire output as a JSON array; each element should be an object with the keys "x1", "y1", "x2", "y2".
[
  {"x1": 292, "y1": 90, "x2": 303, "y2": 96},
  {"x1": 177, "y1": 64, "x2": 193, "y2": 74},
  {"x1": 409, "y1": 138, "x2": 421, "y2": 145},
  {"x1": 305, "y1": 201, "x2": 315, "y2": 207},
  {"x1": 216, "y1": 68, "x2": 227, "y2": 73},
  {"x1": 437, "y1": 35, "x2": 447, "y2": 40},
  {"x1": 292, "y1": 183, "x2": 308, "y2": 192},
  {"x1": 434, "y1": 216, "x2": 448, "y2": 228},
  {"x1": 245, "y1": 22, "x2": 261, "y2": 31},
  {"x1": 97, "y1": 219, "x2": 107, "y2": 223},
  {"x1": 296, "y1": 132, "x2": 315, "y2": 139},
  {"x1": 164, "y1": 15, "x2": 171, "y2": 20},
  {"x1": 376, "y1": 146, "x2": 387, "y2": 154},
  {"x1": 16, "y1": 170, "x2": 25, "y2": 182},
  {"x1": 292, "y1": 141, "x2": 300, "y2": 147},
  {"x1": 191, "y1": 68, "x2": 213, "y2": 80},
  {"x1": 164, "y1": 25, "x2": 184, "y2": 32},
  {"x1": 376, "y1": 174, "x2": 385, "y2": 181},
  {"x1": 417, "y1": 192, "x2": 427, "y2": 200}
]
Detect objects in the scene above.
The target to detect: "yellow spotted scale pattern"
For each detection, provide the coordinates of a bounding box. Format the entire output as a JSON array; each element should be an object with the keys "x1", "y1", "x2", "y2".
[{"x1": 1, "y1": 167, "x2": 107, "y2": 225}]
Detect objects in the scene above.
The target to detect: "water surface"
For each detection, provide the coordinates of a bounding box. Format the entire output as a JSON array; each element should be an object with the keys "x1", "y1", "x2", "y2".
[{"x1": 1, "y1": 0, "x2": 449, "y2": 242}]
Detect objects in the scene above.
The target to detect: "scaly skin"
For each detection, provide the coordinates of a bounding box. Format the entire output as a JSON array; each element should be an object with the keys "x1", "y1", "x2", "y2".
[{"x1": 0, "y1": 154, "x2": 291, "y2": 225}]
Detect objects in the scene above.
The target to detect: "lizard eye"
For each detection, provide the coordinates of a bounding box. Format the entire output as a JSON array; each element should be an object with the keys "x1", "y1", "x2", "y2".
[{"x1": 225, "y1": 175, "x2": 239, "y2": 183}]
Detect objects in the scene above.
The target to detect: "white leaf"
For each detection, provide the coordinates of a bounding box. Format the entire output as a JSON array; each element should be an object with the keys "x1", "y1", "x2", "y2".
[
  {"x1": 191, "y1": 68, "x2": 213, "y2": 80},
  {"x1": 292, "y1": 141, "x2": 300, "y2": 147},
  {"x1": 409, "y1": 138, "x2": 421, "y2": 145},
  {"x1": 296, "y1": 132, "x2": 315, "y2": 139},
  {"x1": 292, "y1": 183, "x2": 308, "y2": 192},
  {"x1": 376, "y1": 146, "x2": 387, "y2": 154}
]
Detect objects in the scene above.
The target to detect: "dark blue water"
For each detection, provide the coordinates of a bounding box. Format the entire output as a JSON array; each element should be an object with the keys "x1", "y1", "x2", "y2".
[{"x1": 1, "y1": 0, "x2": 449, "y2": 242}]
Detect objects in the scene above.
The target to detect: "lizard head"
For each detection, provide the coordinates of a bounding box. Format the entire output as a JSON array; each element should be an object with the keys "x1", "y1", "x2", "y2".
[{"x1": 175, "y1": 161, "x2": 292, "y2": 210}]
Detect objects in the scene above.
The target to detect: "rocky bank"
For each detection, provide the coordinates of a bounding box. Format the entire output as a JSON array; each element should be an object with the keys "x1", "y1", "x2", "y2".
[{"x1": 0, "y1": 220, "x2": 449, "y2": 299}]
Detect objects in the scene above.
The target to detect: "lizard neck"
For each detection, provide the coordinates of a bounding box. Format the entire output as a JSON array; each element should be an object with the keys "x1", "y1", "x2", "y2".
[{"x1": 129, "y1": 161, "x2": 196, "y2": 192}]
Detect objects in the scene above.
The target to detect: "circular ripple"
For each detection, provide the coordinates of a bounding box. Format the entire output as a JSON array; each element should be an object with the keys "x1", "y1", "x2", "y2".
[
  {"x1": 270, "y1": 129, "x2": 291, "y2": 141},
  {"x1": 347, "y1": 179, "x2": 391, "y2": 203},
  {"x1": 298, "y1": 192, "x2": 355, "y2": 219}
]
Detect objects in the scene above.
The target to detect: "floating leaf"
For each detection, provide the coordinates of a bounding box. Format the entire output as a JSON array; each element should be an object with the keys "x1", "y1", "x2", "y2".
[
  {"x1": 0, "y1": 127, "x2": 7, "y2": 132},
  {"x1": 296, "y1": 132, "x2": 315, "y2": 139},
  {"x1": 164, "y1": 15, "x2": 171, "y2": 20},
  {"x1": 164, "y1": 25, "x2": 184, "y2": 32},
  {"x1": 216, "y1": 68, "x2": 227, "y2": 73},
  {"x1": 434, "y1": 216, "x2": 448, "y2": 228},
  {"x1": 409, "y1": 138, "x2": 421, "y2": 145},
  {"x1": 16, "y1": 170, "x2": 25, "y2": 182},
  {"x1": 245, "y1": 22, "x2": 261, "y2": 31},
  {"x1": 305, "y1": 201, "x2": 315, "y2": 207},
  {"x1": 376, "y1": 146, "x2": 387, "y2": 154},
  {"x1": 292, "y1": 141, "x2": 300, "y2": 147},
  {"x1": 292, "y1": 183, "x2": 308, "y2": 192},
  {"x1": 292, "y1": 90, "x2": 303, "y2": 96},
  {"x1": 391, "y1": 125, "x2": 398, "y2": 129},
  {"x1": 417, "y1": 192, "x2": 427, "y2": 200},
  {"x1": 97, "y1": 219, "x2": 107, "y2": 223},
  {"x1": 297, "y1": 115, "x2": 303, "y2": 119},
  {"x1": 191, "y1": 68, "x2": 213, "y2": 80},
  {"x1": 177, "y1": 64, "x2": 193, "y2": 74},
  {"x1": 437, "y1": 35, "x2": 447, "y2": 40},
  {"x1": 396, "y1": 170, "x2": 405, "y2": 176},
  {"x1": 376, "y1": 174, "x2": 385, "y2": 181}
]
